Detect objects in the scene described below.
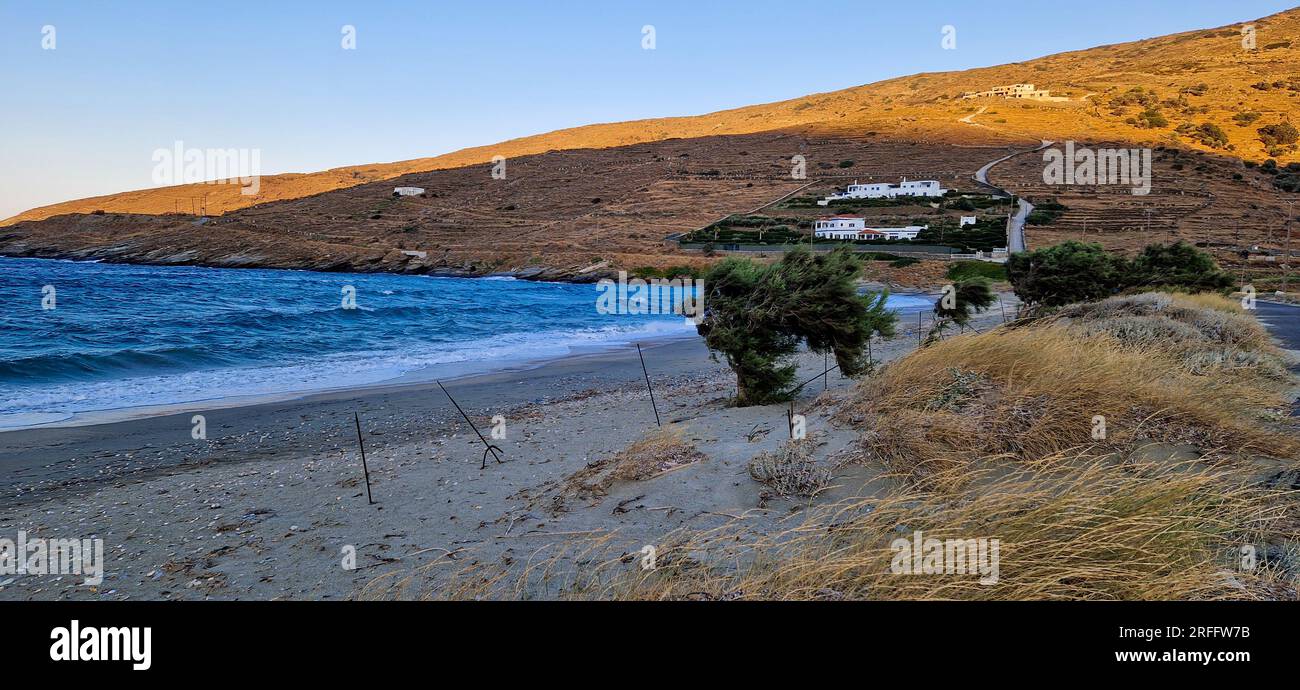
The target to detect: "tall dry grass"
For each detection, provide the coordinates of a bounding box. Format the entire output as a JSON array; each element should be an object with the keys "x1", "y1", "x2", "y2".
[
  {"x1": 838, "y1": 294, "x2": 1297, "y2": 480},
  {"x1": 604, "y1": 456, "x2": 1295, "y2": 601}
]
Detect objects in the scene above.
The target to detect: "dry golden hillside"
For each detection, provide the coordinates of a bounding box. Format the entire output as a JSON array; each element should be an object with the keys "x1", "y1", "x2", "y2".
[{"x1": 6, "y1": 8, "x2": 1299, "y2": 226}]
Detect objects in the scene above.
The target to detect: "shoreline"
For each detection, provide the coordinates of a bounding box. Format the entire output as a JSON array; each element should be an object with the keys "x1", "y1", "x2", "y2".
[
  {"x1": 0, "y1": 328, "x2": 704, "y2": 433},
  {"x1": 0, "y1": 334, "x2": 725, "y2": 506}
]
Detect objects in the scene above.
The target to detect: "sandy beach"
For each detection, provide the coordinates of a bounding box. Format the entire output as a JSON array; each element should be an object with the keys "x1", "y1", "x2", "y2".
[{"x1": 0, "y1": 293, "x2": 1023, "y2": 600}]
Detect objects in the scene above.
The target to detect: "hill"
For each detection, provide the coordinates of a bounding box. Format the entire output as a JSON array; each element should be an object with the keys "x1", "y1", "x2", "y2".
[{"x1": 3, "y1": 8, "x2": 1298, "y2": 286}]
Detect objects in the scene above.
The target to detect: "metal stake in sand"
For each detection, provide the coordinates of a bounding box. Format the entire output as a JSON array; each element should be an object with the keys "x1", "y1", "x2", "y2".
[
  {"x1": 436, "y1": 380, "x2": 504, "y2": 470},
  {"x1": 353, "y1": 411, "x2": 375, "y2": 505},
  {"x1": 636, "y1": 343, "x2": 661, "y2": 427}
]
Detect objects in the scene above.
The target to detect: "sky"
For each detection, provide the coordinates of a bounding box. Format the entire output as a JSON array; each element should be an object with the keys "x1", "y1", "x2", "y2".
[{"x1": 1, "y1": 0, "x2": 1295, "y2": 219}]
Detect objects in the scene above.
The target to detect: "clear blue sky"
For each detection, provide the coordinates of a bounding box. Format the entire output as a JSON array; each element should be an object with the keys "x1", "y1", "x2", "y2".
[{"x1": 1, "y1": 0, "x2": 1293, "y2": 218}]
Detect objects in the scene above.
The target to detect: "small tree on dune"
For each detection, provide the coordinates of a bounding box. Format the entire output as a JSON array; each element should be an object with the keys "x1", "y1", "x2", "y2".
[
  {"x1": 697, "y1": 246, "x2": 896, "y2": 406},
  {"x1": 928, "y1": 277, "x2": 996, "y2": 342}
]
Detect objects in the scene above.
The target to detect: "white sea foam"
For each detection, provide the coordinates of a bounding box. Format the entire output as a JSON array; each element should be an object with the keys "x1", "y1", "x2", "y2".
[{"x1": 0, "y1": 320, "x2": 696, "y2": 423}]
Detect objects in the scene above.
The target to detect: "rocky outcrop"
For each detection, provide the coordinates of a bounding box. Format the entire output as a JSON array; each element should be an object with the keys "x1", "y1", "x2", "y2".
[{"x1": 0, "y1": 212, "x2": 621, "y2": 283}]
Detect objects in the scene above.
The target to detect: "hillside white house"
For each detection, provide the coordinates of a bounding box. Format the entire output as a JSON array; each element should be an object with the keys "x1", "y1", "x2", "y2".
[
  {"x1": 867, "y1": 226, "x2": 926, "y2": 241},
  {"x1": 393, "y1": 186, "x2": 426, "y2": 196},
  {"x1": 813, "y1": 215, "x2": 866, "y2": 239},
  {"x1": 822, "y1": 178, "x2": 947, "y2": 202},
  {"x1": 814, "y1": 216, "x2": 927, "y2": 241},
  {"x1": 961, "y1": 83, "x2": 1068, "y2": 101}
]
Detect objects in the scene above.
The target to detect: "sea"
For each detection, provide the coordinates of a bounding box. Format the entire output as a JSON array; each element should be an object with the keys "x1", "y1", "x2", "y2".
[{"x1": 0, "y1": 257, "x2": 933, "y2": 428}]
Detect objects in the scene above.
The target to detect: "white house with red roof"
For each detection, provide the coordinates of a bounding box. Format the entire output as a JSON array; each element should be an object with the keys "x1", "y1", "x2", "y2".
[{"x1": 814, "y1": 215, "x2": 927, "y2": 241}]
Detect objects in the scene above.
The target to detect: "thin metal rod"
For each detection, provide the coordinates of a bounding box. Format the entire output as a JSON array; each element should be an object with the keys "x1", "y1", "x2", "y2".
[
  {"x1": 353, "y1": 411, "x2": 374, "y2": 505},
  {"x1": 637, "y1": 343, "x2": 661, "y2": 427},
  {"x1": 437, "y1": 380, "x2": 503, "y2": 469},
  {"x1": 792, "y1": 363, "x2": 840, "y2": 395}
]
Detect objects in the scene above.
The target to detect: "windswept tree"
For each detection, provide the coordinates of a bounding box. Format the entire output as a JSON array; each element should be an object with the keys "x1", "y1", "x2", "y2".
[
  {"x1": 928, "y1": 277, "x2": 995, "y2": 341},
  {"x1": 697, "y1": 247, "x2": 896, "y2": 406}
]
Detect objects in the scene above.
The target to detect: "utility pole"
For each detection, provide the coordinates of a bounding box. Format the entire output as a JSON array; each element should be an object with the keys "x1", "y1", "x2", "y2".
[{"x1": 1284, "y1": 200, "x2": 1294, "y2": 295}]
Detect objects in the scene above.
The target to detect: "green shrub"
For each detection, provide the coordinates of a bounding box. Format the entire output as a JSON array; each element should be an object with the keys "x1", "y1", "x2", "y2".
[
  {"x1": 1192, "y1": 122, "x2": 1228, "y2": 148},
  {"x1": 1127, "y1": 242, "x2": 1233, "y2": 292},
  {"x1": 1110, "y1": 87, "x2": 1158, "y2": 107},
  {"x1": 1026, "y1": 199, "x2": 1068, "y2": 226},
  {"x1": 1258, "y1": 121, "x2": 1298, "y2": 147},
  {"x1": 631, "y1": 265, "x2": 701, "y2": 280},
  {"x1": 1009, "y1": 241, "x2": 1233, "y2": 308},
  {"x1": 948, "y1": 261, "x2": 1007, "y2": 282},
  {"x1": 1127, "y1": 108, "x2": 1168, "y2": 129},
  {"x1": 1233, "y1": 111, "x2": 1262, "y2": 126},
  {"x1": 1274, "y1": 172, "x2": 1300, "y2": 193},
  {"x1": 1007, "y1": 241, "x2": 1129, "y2": 307}
]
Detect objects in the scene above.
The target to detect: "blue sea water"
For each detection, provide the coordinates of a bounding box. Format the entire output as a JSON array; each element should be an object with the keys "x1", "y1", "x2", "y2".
[{"x1": 0, "y1": 257, "x2": 932, "y2": 428}]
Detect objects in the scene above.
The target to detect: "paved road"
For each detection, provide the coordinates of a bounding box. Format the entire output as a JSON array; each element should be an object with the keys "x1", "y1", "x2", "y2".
[
  {"x1": 1256, "y1": 301, "x2": 1300, "y2": 352},
  {"x1": 1255, "y1": 300, "x2": 1300, "y2": 416},
  {"x1": 973, "y1": 140, "x2": 1054, "y2": 254}
]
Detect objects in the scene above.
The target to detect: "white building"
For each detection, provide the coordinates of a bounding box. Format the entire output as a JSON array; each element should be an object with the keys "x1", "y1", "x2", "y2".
[
  {"x1": 824, "y1": 178, "x2": 947, "y2": 201},
  {"x1": 867, "y1": 225, "x2": 926, "y2": 241},
  {"x1": 393, "y1": 186, "x2": 426, "y2": 196},
  {"x1": 814, "y1": 216, "x2": 927, "y2": 241},
  {"x1": 961, "y1": 83, "x2": 1069, "y2": 102},
  {"x1": 813, "y1": 216, "x2": 867, "y2": 239},
  {"x1": 960, "y1": 216, "x2": 978, "y2": 227}
]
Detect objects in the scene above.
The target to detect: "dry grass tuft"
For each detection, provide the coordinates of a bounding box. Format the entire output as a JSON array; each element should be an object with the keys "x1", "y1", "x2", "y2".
[
  {"x1": 1053, "y1": 292, "x2": 1289, "y2": 380},
  {"x1": 552, "y1": 425, "x2": 706, "y2": 508},
  {"x1": 748, "y1": 439, "x2": 834, "y2": 501}
]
